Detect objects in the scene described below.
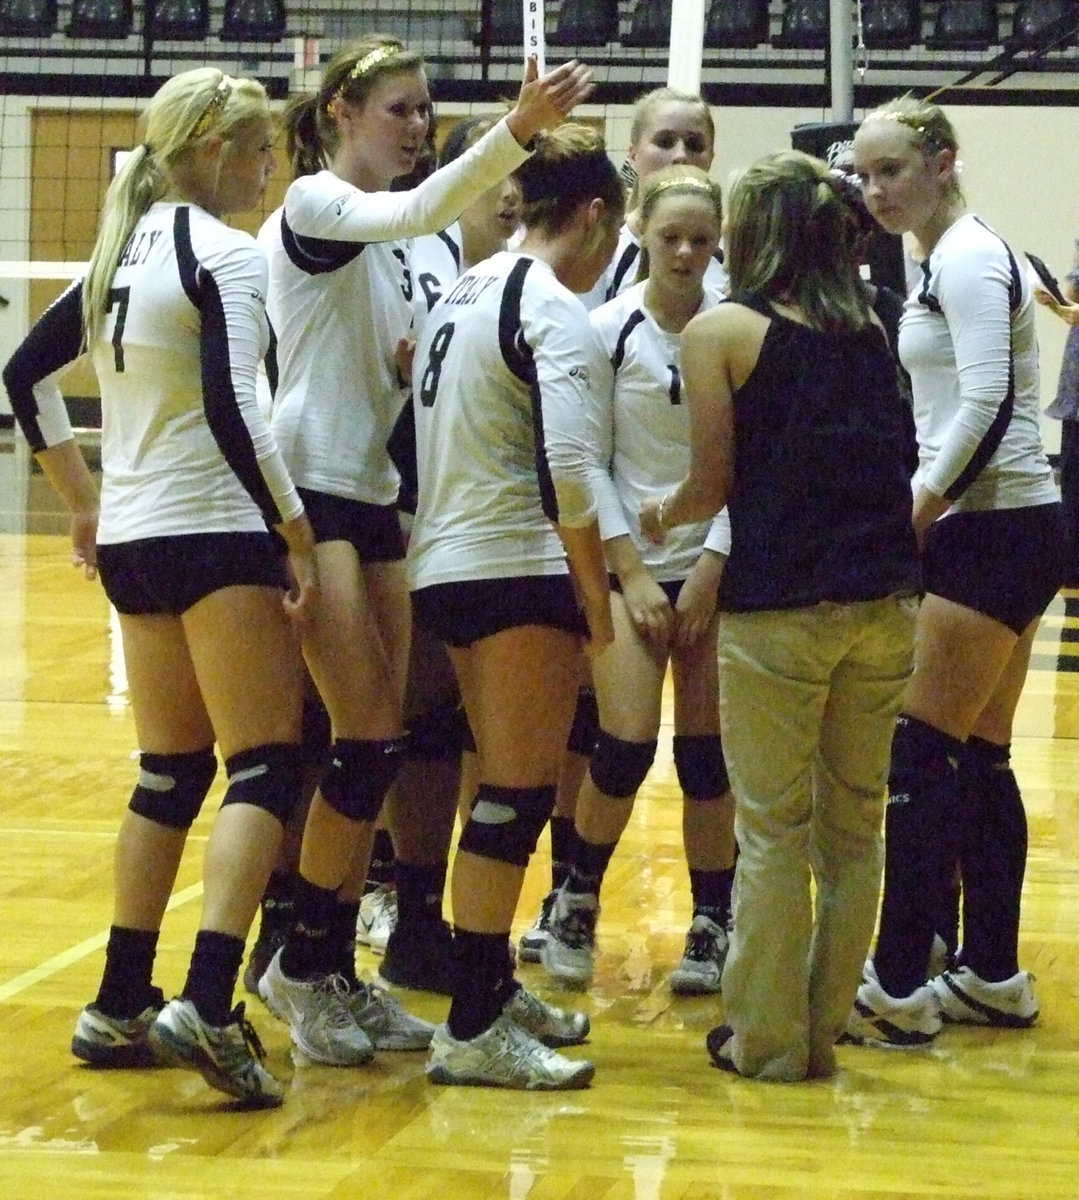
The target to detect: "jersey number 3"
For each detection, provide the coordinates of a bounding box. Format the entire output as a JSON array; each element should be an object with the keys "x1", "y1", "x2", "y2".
[{"x1": 418, "y1": 322, "x2": 455, "y2": 408}]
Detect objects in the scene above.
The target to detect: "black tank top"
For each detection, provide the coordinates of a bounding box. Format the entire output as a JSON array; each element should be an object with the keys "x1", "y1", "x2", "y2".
[{"x1": 719, "y1": 293, "x2": 921, "y2": 613}]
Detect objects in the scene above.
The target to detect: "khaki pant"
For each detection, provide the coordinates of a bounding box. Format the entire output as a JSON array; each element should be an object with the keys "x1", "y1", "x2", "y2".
[{"x1": 719, "y1": 594, "x2": 918, "y2": 1080}]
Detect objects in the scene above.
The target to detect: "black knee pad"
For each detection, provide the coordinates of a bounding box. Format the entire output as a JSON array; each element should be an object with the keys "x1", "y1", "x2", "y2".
[
  {"x1": 589, "y1": 730, "x2": 657, "y2": 798},
  {"x1": 320, "y1": 737, "x2": 406, "y2": 822},
  {"x1": 406, "y1": 701, "x2": 466, "y2": 762},
  {"x1": 458, "y1": 783, "x2": 556, "y2": 868},
  {"x1": 128, "y1": 747, "x2": 217, "y2": 829},
  {"x1": 221, "y1": 742, "x2": 304, "y2": 825},
  {"x1": 673, "y1": 734, "x2": 728, "y2": 800},
  {"x1": 566, "y1": 686, "x2": 599, "y2": 756},
  {"x1": 300, "y1": 693, "x2": 332, "y2": 772}
]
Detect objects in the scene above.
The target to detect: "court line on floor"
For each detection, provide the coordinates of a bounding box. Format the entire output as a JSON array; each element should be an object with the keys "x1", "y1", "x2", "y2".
[{"x1": 0, "y1": 881, "x2": 203, "y2": 1003}]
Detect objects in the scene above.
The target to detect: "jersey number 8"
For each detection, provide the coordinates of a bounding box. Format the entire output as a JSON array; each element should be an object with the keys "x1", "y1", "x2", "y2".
[{"x1": 418, "y1": 322, "x2": 455, "y2": 408}]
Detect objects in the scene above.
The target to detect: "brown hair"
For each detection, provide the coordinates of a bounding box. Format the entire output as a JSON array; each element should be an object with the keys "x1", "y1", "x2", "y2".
[
  {"x1": 726, "y1": 150, "x2": 872, "y2": 333},
  {"x1": 282, "y1": 36, "x2": 425, "y2": 178},
  {"x1": 514, "y1": 123, "x2": 625, "y2": 236}
]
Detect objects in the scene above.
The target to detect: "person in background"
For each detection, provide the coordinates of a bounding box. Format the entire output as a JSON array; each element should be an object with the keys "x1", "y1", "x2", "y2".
[
  {"x1": 541, "y1": 165, "x2": 736, "y2": 996},
  {"x1": 640, "y1": 149, "x2": 920, "y2": 1080},
  {"x1": 3, "y1": 68, "x2": 317, "y2": 1107},
  {"x1": 1032, "y1": 246, "x2": 1079, "y2": 585},
  {"x1": 409, "y1": 123, "x2": 623, "y2": 1089},
  {"x1": 848, "y1": 97, "x2": 1062, "y2": 1045}
]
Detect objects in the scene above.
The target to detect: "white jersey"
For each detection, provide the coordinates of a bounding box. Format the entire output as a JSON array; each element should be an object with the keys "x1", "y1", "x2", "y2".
[
  {"x1": 579, "y1": 222, "x2": 729, "y2": 311},
  {"x1": 586, "y1": 281, "x2": 730, "y2": 581},
  {"x1": 263, "y1": 119, "x2": 528, "y2": 506},
  {"x1": 408, "y1": 251, "x2": 600, "y2": 589},
  {"x1": 899, "y1": 213, "x2": 1058, "y2": 512},
  {"x1": 4, "y1": 202, "x2": 301, "y2": 543}
]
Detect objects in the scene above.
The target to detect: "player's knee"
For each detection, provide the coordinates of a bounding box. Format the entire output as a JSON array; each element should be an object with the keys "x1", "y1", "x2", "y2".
[
  {"x1": 565, "y1": 686, "x2": 599, "y2": 756},
  {"x1": 319, "y1": 737, "x2": 406, "y2": 821},
  {"x1": 589, "y1": 730, "x2": 657, "y2": 799},
  {"x1": 458, "y1": 784, "x2": 556, "y2": 867},
  {"x1": 128, "y1": 747, "x2": 218, "y2": 829},
  {"x1": 673, "y1": 734, "x2": 728, "y2": 800},
  {"x1": 220, "y1": 742, "x2": 304, "y2": 825}
]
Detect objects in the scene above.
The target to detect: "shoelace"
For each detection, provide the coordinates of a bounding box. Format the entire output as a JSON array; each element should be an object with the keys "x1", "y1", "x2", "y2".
[
  {"x1": 559, "y1": 906, "x2": 597, "y2": 949},
  {"x1": 317, "y1": 973, "x2": 366, "y2": 1029},
  {"x1": 683, "y1": 929, "x2": 722, "y2": 963},
  {"x1": 229, "y1": 1002, "x2": 268, "y2": 1064}
]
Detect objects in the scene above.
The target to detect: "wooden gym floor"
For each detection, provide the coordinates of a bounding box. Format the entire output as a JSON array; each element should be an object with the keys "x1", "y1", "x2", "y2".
[{"x1": 0, "y1": 436, "x2": 1077, "y2": 1200}]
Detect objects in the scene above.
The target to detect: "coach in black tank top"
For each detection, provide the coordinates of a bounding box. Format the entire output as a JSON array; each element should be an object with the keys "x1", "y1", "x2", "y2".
[
  {"x1": 640, "y1": 150, "x2": 920, "y2": 1081},
  {"x1": 720, "y1": 290, "x2": 918, "y2": 613}
]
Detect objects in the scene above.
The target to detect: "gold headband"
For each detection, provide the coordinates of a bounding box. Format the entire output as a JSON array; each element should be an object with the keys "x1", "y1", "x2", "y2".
[
  {"x1": 864, "y1": 110, "x2": 930, "y2": 142},
  {"x1": 646, "y1": 175, "x2": 717, "y2": 198},
  {"x1": 191, "y1": 76, "x2": 235, "y2": 139},
  {"x1": 331, "y1": 44, "x2": 401, "y2": 107}
]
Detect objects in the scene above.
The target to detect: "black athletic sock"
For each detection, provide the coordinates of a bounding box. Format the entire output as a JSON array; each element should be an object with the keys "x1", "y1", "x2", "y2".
[
  {"x1": 183, "y1": 929, "x2": 245, "y2": 1027},
  {"x1": 874, "y1": 714, "x2": 963, "y2": 998},
  {"x1": 281, "y1": 874, "x2": 340, "y2": 980},
  {"x1": 447, "y1": 928, "x2": 515, "y2": 1040},
  {"x1": 549, "y1": 815, "x2": 575, "y2": 892},
  {"x1": 564, "y1": 834, "x2": 617, "y2": 898},
  {"x1": 95, "y1": 926, "x2": 160, "y2": 1018},
  {"x1": 689, "y1": 866, "x2": 735, "y2": 924},
  {"x1": 255, "y1": 869, "x2": 295, "y2": 944},
  {"x1": 394, "y1": 860, "x2": 447, "y2": 936},
  {"x1": 328, "y1": 898, "x2": 361, "y2": 987},
  {"x1": 956, "y1": 736, "x2": 1027, "y2": 981},
  {"x1": 365, "y1": 827, "x2": 396, "y2": 889}
]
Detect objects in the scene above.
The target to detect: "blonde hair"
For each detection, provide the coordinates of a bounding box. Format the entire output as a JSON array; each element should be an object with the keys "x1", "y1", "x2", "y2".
[
  {"x1": 726, "y1": 150, "x2": 872, "y2": 333},
  {"x1": 82, "y1": 68, "x2": 268, "y2": 348},
  {"x1": 635, "y1": 165, "x2": 722, "y2": 283},
  {"x1": 514, "y1": 123, "x2": 624, "y2": 236},
  {"x1": 862, "y1": 94, "x2": 959, "y2": 158},
  {"x1": 283, "y1": 36, "x2": 424, "y2": 178}
]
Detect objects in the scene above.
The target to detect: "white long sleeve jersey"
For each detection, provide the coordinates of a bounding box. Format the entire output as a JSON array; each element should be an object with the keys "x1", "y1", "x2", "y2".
[
  {"x1": 408, "y1": 251, "x2": 601, "y2": 589},
  {"x1": 586, "y1": 281, "x2": 730, "y2": 580},
  {"x1": 900, "y1": 213, "x2": 1057, "y2": 512},
  {"x1": 3, "y1": 202, "x2": 302, "y2": 542},
  {"x1": 263, "y1": 120, "x2": 528, "y2": 505}
]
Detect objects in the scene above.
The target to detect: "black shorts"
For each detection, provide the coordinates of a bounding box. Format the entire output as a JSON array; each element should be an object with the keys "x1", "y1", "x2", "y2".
[
  {"x1": 412, "y1": 575, "x2": 587, "y2": 648},
  {"x1": 298, "y1": 487, "x2": 405, "y2": 564},
  {"x1": 923, "y1": 502, "x2": 1064, "y2": 635},
  {"x1": 609, "y1": 574, "x2": 686, "y2": 607},
  {"x1": 97, "y1": 532, "x2": 287, "y2": 616}
]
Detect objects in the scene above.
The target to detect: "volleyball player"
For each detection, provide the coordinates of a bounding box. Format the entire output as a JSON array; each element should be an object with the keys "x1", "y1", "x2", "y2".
[
  {"x1": 408, "y1": 123, "x2": 623, "y2": 1088},
  {"x1": 251, "y1": 39, "x2": 594, "y2": 1066},
  {"x1": 3, "y1": 69, "x2": 316, "y2": 1107},
  {"x1": 540, "y1": 166, "x2": 737, "y2": 995},
  {"x1": 847, "y1": 99, "x2": 1062, "y2": 1044},
  {"x1": 377, "y1": 115, "x2": 524, "y2": 994},
  {"x1": 518, "y1": 84, "x2": 726, "y2": 955}
]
